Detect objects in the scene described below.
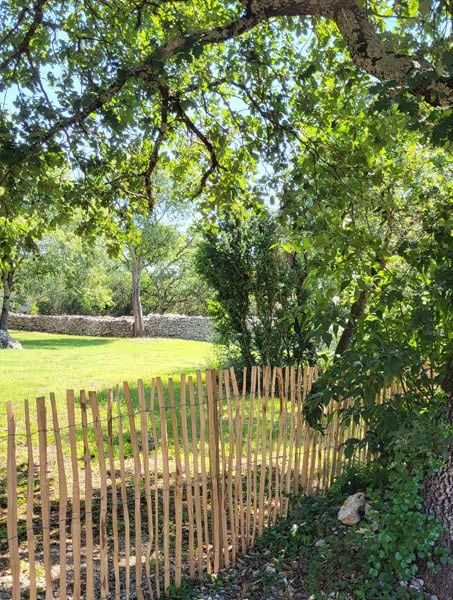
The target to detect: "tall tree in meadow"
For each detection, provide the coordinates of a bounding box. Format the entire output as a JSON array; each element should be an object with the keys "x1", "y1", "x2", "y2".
[{"x1": 122, "y1": 215, "x2": 186, "y2": 336}]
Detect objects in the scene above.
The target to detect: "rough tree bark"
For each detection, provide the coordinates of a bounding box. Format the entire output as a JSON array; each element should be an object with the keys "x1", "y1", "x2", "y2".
[
  {"x1": 422, "y1": 352, "x2": 453, "y2": 600},
  {"x1": 0, "y1": 269, "x2": 14, "y2": 333}
]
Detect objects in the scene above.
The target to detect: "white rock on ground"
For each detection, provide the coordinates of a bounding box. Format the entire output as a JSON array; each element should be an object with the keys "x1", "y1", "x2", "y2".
[
  {"x1": 0, "y1": 329, "x2": 23, "y2": 349},
  {"x1": 410, "y1": 578, "x2": 424, "y2": 591},
  {"x1": 337, "y1": 492, "x2": 366, "y2": 525}
]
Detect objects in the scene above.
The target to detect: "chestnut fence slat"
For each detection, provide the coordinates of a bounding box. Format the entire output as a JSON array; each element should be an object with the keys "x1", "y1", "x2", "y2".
[
  {"x1": 6, "y1": 402, "x2": 20, "y2": 600},
  {"x1": 50, "y1": 392, "x2": 68, "y2": 600},
  {"x1": 36, "y1": 396, "x2": 52, "y2": 600},
  {"x1": 24, "y1": 399, "x2": 37, "y2": 600},
  {"x1": 4, "y1": 367, "x2": 404, "y2": 599},
  {"x1": 66, "y1": 390, "x2": 81, "y2": 600}
]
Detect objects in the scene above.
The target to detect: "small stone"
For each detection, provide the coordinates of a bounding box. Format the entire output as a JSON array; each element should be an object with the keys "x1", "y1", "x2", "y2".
[
  {"x1": 0, "y1": 329, "x2": 23, "y2": 349},
  {"x1": 265, "y1": 565, "x2": 276, "y2": 574},
  {"x1": 410, "y1": 577, "x2": 424, "y2": 591},
  {"x1": 337, "y1": 492, "x2": 366, "y2": 525},
  {"x1": 287, "y1": 585, "x2": 296, "y2": 598},
  {"x1": 315, "y1": 539, "x2": 327, "y2": 547}
]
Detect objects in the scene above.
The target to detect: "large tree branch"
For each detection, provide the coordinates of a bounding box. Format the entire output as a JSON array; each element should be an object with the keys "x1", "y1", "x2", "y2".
[
  {"x1": 23, "y1": 10, "x2": 262, "y2": 156},
  {"x1": 331, "y1": 2, "x2": 453, "y2": 107},
  {"x1": 142, "y1": 85, "x2": 170, "y2": 210},
  {"x1": 174, "y1": 98, "x2": 225, "y2": 197},
  {"x1": 246, "y1": 1, "x2": 453, "y2": 106},
  {"x1": 3, "y1": 0, "x2": 453, "y2": 181},
  {"x1": 0, "y1": 0, "x2": 47, "y2": 71}
]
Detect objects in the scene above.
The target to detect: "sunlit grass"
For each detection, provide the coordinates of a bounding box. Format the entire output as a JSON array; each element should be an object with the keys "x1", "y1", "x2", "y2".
[{"x1": 0, "y1": 329, "x2": 214, "y2": 435}]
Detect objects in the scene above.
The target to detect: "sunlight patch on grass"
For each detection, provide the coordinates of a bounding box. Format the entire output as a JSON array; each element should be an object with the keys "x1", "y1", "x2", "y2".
[{"x1": 0, "y1": 330, "x2": 214, "y2": 428}]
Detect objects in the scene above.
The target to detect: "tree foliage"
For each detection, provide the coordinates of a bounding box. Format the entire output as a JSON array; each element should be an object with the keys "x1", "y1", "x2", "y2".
[
  {"x1": 1, "y1": 0, "x2": 453, "y2": 219},
  {"x1": 13, "y1": 215, "x2": 210, "y2": 318},
  {"x1": 13, "y1": 222, "x2": 115, "y2": 315}
]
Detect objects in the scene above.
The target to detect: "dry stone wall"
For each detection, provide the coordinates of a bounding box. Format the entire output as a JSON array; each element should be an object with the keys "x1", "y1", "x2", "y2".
[{"x1": 9, "y1": 313, "x2": 215, "y2": 342}]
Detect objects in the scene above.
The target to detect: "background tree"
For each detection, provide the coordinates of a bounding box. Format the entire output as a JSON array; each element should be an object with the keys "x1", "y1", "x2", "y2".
[
  {"x1": 122, "y1": 215, "x2": 186, "y2": 336},
  {"x1": 117, "y1": 187, "x2": 209, "y2": 334},
  {"x1": 144, "y1": 229, "x2": 210, "y2": 315},
  {"x1": 14, "y1": 220, "x2": 115, "y2": 316},
  {"x1": 14, "y1": 216, "x2": 210, "y2": 319}
]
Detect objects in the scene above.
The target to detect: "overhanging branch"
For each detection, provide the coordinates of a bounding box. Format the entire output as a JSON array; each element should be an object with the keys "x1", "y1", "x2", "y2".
[
  {"x1": 174, "y1": 98, "x2": 225, "y2": 198},
  {"x1": 142, "y1": 85, "x2": 170, "y2": 211},
  {"x1": 0, "y1": 0, "x2": 47, "y2": 71},
  {"x1": 2, "y1": 0, "x2": 452, "y2": 187}
]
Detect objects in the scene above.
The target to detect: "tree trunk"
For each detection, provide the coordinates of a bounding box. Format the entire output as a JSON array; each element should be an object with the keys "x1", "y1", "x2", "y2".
[
  {"x1": 0, "y1": 269, "x2": 14, "y2": 333},
  {"x1": 334, "y1": 290, "x2": 367, "y2": 357},
  {"x1": 334, "y1": 260, "x2": 387, "y2": 357},
  {"x1": 422, "y1": 352, "x2": 453, "y2": 600},
  {"x1": 289, "y1": 250, "x2": 316, "y2": 366},
  {"x1": 131, "y1": 257, "x2": 144, "y2": 337}
]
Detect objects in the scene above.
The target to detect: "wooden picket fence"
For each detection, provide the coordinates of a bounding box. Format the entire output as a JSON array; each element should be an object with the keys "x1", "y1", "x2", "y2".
[{"x1": 4, "y1": 365, "x2": 387, "y2": 599}]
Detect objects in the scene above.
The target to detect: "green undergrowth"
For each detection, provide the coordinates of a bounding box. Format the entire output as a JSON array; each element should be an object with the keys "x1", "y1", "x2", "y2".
[
  {"x1": 251, "y1": 461, "x2": 450, "y2": 600},
  {"x1": 163, "y1": 460, "x2": 451, "y2": 599}
]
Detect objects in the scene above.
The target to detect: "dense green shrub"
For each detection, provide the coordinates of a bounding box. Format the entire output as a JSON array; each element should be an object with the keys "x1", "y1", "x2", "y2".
[{"x1": 195, "y1": 212, "x2": 317, "y2": 369}]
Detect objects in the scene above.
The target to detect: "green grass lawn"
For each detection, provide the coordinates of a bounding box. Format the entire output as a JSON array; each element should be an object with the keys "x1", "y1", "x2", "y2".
[{"x1": 0, "y1": 330, "x2": 214, "y2": 434}]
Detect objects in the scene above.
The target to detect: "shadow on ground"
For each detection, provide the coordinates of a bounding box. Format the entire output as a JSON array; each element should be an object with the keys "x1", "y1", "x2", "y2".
[{"x1": 20, "y1": 337, "x2": 114, "y2": 350}]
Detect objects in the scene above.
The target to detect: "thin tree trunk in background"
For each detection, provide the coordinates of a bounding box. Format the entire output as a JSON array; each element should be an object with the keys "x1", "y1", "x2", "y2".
[
  {"x1": 334, "y1": 290, "x2": 367, "y2": 357},
  {"x1": 289, "y1": 250, "x2": 316, "y2": 366},
  {"x1": 130, "y1": 255, "x2": 144, "y2": 337},
  {"x1": 0, "y1": 269, "x2": 14, "y2": 332},
  {"x1": 334, "y1": 260, "x2": 387, "y2": 357},
  {"x1": 422, "y1": 351, "x2": 453, "y2": 600}
]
